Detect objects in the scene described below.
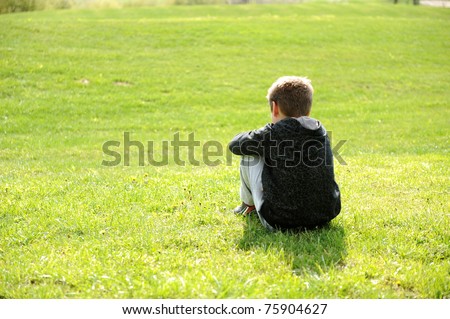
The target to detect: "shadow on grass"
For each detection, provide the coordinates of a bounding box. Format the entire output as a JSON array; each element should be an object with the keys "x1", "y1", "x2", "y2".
[{"x1": 238, "y1": 214, "x2": 346, "y2": 276}]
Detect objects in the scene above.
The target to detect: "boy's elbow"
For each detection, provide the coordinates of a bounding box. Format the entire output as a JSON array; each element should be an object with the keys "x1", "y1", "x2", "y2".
[
  {"x1": 228, "y1": 141, "x2": 243, "y2": 155},
  {"x1": 229, "y1": 133, "x2": 246, "y2": 155}
]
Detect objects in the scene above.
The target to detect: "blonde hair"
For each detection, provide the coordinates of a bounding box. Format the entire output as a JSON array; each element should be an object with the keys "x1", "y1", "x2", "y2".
[{"x1": 266, "y1": 76, "x2": 314, "y2": 117}]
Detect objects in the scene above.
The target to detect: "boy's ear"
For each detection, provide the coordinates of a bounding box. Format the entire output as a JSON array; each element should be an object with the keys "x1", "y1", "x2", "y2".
[{"x1": 272, "y1": 101, "x2": 279, "y2": 116}]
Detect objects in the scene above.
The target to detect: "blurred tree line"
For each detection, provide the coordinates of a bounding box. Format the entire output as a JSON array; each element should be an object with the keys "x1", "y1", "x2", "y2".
[{"x1": 0, "y1": 0, "x2": 425, "y2": 14}]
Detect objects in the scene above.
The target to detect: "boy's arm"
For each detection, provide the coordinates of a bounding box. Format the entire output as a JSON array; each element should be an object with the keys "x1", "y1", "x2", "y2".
[{"x1": 228, "y1": 124, "x2": 273, "y2": 156}]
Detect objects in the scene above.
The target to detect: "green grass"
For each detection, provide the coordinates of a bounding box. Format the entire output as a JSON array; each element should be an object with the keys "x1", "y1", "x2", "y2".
[{"x1": 1, "y1": 2, "x2": 449, "y2": 298}]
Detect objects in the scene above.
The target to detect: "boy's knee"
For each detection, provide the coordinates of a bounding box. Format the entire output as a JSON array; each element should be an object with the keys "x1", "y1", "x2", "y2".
[{"x1": 241, "y1": 155, "x2": 263, "y2": 167}]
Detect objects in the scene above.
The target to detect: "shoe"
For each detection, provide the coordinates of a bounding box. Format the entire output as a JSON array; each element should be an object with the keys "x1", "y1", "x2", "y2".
[{"x1": 233, "y1": 202, "x2": 256, "y2": 216}]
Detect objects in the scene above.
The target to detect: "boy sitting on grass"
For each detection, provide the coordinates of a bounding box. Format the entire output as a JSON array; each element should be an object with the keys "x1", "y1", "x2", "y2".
[{"x1": 229, "y1": 76, "x2": 341, "y2": 231}]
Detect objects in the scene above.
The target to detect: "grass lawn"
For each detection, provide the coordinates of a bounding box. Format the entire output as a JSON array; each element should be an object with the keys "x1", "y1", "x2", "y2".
[{"x1": 0, "y1": 2, "x2": 449, "y2": 298}]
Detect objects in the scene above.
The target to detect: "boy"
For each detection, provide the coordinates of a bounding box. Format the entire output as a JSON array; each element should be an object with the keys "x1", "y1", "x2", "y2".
[{"x1": 229, "y1": 76, "x2": 341, "y2": 231}]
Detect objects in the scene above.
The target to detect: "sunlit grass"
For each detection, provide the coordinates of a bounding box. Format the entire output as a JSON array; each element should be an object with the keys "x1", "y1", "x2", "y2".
[{"x1": 0, "y1": 2, "x2": 449, "y2": 298}]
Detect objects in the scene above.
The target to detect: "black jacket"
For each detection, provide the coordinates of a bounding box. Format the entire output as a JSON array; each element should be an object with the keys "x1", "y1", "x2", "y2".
[{"x1": 229, "y1": 117, "x2": 341, "y2": 230}]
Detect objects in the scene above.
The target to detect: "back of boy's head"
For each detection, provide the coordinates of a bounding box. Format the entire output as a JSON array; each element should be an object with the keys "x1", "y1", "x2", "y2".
[{"x1": 266, "y1": 76, "x2": 314, "y2": 117}]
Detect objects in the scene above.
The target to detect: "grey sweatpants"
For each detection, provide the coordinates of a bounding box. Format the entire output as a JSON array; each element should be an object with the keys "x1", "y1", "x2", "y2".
[{"x1": 239, "y1": 156, "x2": 275, "y2": 231}]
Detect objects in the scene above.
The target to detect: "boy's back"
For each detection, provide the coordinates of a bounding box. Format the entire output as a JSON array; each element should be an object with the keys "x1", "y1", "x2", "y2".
[{"x1": 229, "y1": 116, "x2": 341, "y2": 230}]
